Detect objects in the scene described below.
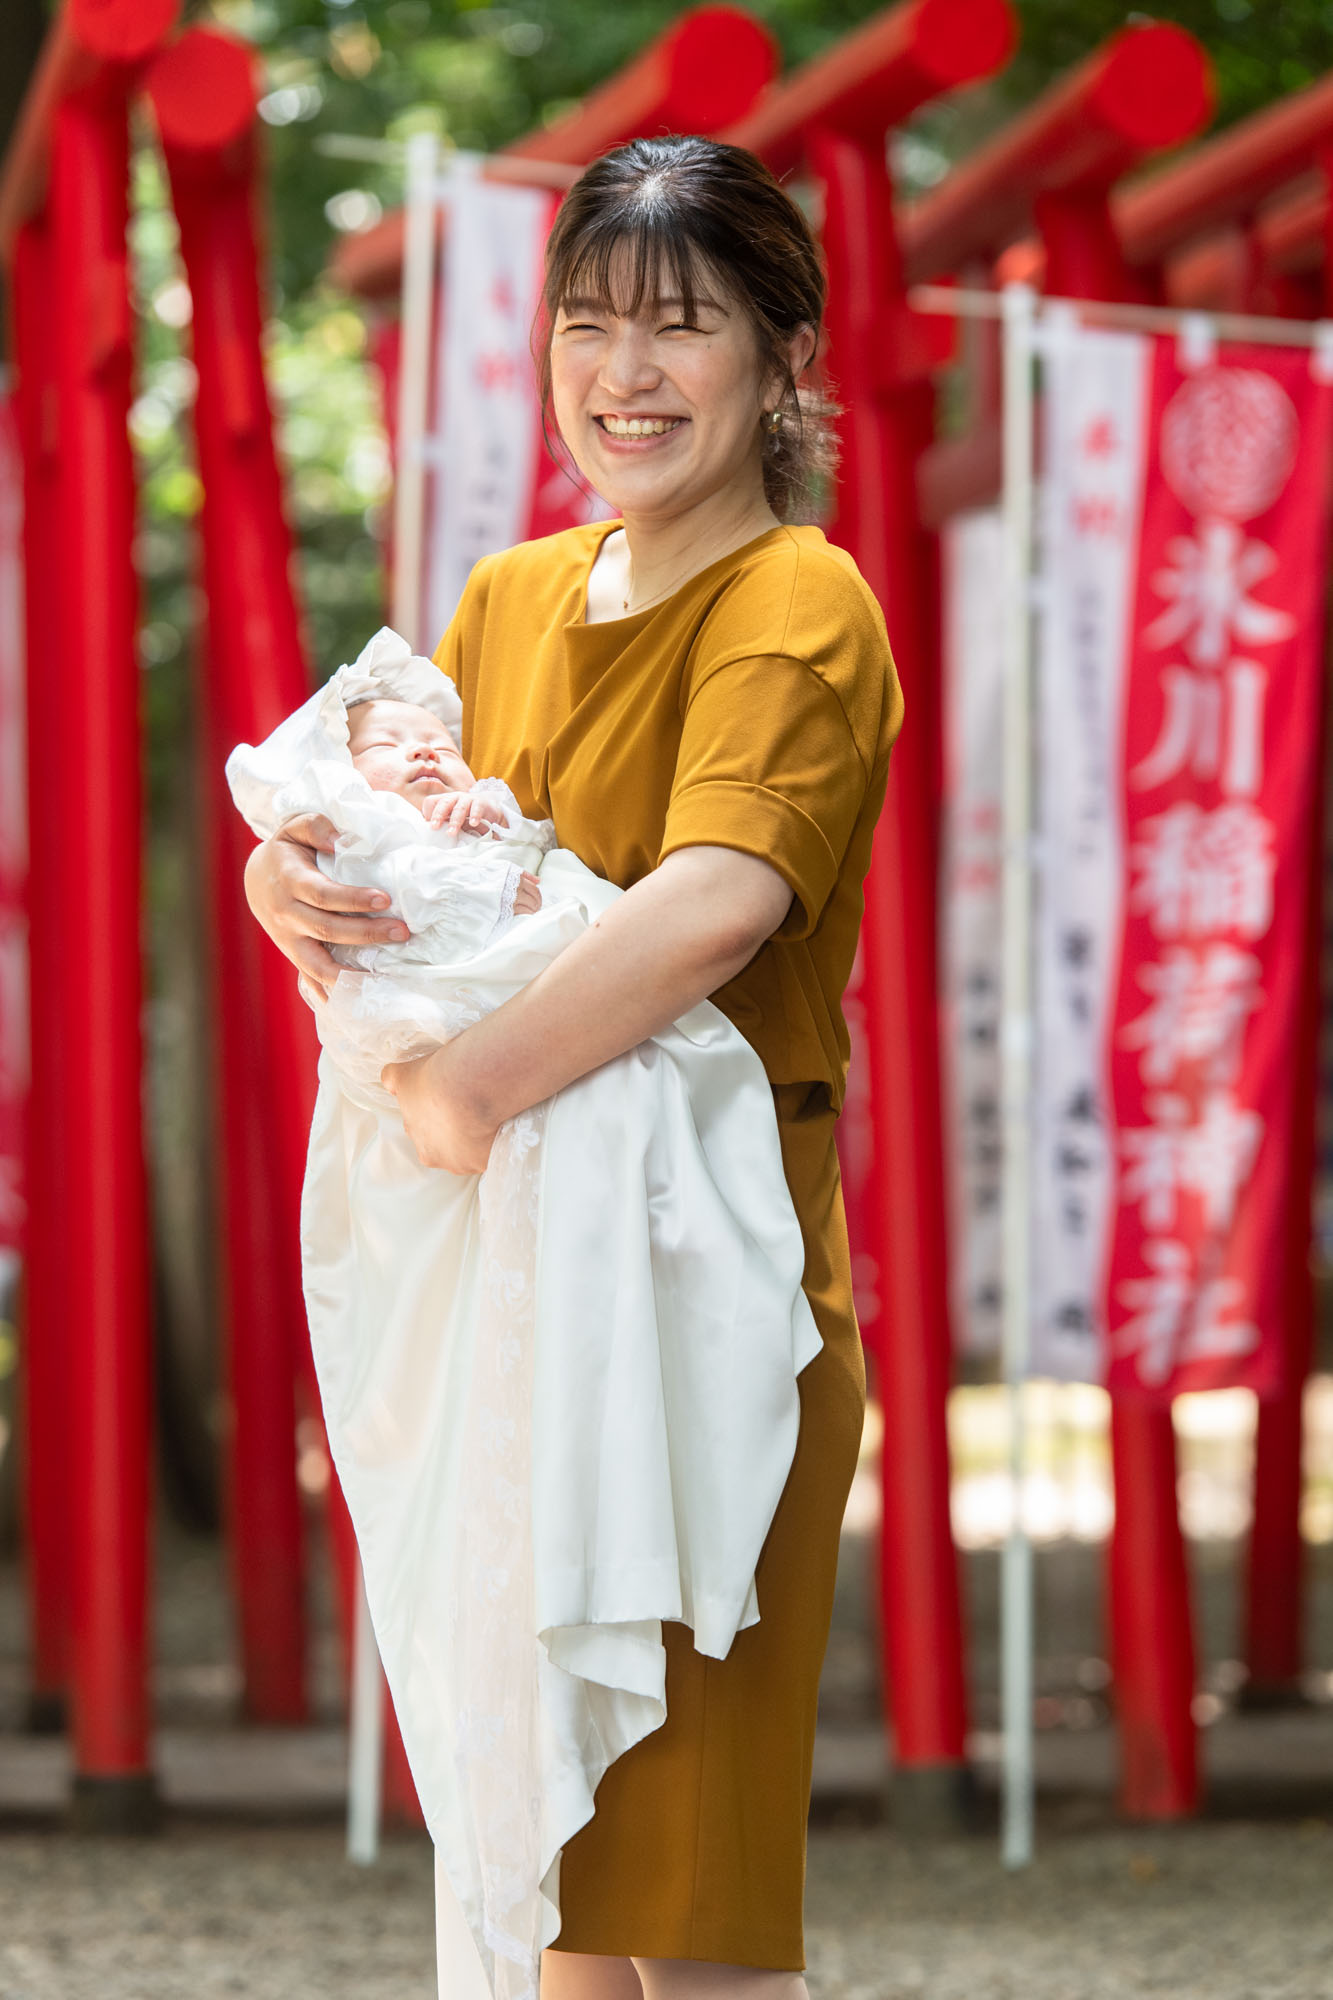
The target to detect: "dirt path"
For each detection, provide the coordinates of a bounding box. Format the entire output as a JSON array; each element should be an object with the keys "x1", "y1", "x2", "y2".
[{"x1": 2, "y1": 1813, "x2": 1332, "y2": 2000}]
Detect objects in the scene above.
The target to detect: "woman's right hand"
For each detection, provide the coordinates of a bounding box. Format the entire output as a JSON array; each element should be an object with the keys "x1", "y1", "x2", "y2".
[{"x1": 243, "y1": 814, "x2": 411, "y2": 1001}]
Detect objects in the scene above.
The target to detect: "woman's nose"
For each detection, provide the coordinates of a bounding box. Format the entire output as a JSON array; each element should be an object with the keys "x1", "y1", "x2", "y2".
[{"x1": 597, "y1": 326, "x2": 661, "y2": 399}]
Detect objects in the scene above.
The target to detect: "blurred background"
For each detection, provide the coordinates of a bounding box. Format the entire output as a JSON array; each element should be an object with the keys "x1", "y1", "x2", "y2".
[{"x1": 2, "y1": 2, "x2": 1333, "y2": 1995}]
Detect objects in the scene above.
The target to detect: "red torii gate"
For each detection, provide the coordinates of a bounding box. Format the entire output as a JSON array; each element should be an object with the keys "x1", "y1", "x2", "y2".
[
  {"x1": 0, "y1": 0, "x2": 180, "y2": 1826},
  {"x1": 902, "y1": 19, "x2": 1217, "y2": 1822},
  {"x1": 723, "y1": 0, "x2": 1018, "y2": 1823},
  {"x1": 1109, "y1": 71, "x2": 1333, "y2": 1711}
]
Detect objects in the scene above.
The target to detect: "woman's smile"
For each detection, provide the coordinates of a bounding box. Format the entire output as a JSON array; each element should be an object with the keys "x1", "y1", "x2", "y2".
[{"x1": 594, "y1": 412, "x2": 689, "y2": 445}]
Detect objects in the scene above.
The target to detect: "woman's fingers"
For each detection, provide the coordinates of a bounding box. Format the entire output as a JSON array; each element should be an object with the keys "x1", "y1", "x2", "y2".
[
  {"x1": 294, "y1": 897, "x2": 408, "y2": 948},
  {"x1": 276, "y1": 811, "x2": 339, "y2": 856},
  {"x1": 243, "y1": 834, "x2": 411, "y2": 985},
  {"x1": 290, "y1": 935, "x2": 342, "y2": 1000}
]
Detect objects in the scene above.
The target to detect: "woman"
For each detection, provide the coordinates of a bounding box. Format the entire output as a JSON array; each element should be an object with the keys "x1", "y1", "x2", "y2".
[{"x1": 245, "y1": 135, "x2": 903, "y2": 2000}]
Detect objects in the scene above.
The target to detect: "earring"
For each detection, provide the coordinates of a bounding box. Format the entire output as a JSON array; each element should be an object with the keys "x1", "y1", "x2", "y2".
[{"x1": 763, "y1": 408, "x2": 782, "y2": 434}]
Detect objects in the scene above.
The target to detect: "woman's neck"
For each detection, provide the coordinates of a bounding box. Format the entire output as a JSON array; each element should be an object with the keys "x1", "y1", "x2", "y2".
[{"x1": 617, "y1": 484, "x2": 780, "y2": 612}]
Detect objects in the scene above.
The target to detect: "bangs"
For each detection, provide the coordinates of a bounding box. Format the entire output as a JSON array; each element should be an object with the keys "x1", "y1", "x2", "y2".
[{"x1": 552, "y1": 209, "x2": 723, "y2": 323}]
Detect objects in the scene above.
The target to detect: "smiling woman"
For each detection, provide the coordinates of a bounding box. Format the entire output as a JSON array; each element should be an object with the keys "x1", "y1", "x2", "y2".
[
  {"x1": 538, "y1": 135, "x2": 837, "y2": 557},
  {"x1": 243, "y1": 131, "x2": 901, "y2": 2000}
]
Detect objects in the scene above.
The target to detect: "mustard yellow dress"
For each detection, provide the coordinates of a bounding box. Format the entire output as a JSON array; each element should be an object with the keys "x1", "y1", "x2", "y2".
[{"x1": 434, "y1": 520, "x2": 902, "y2": 1970}]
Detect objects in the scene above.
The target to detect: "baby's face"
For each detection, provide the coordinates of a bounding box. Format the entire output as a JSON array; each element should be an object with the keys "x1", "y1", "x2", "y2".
[{"x1": 347, "y1": 699, "x2": 474, "y2": 810}]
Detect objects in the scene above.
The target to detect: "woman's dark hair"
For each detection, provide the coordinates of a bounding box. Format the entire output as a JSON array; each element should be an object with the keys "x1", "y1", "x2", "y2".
[{"x1": 535, "y1": 135, "x2": 838, "y2": 522}]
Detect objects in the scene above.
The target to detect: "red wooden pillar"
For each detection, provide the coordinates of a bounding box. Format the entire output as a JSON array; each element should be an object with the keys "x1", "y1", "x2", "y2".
[
  {"x1": 147, "y1": 27, "x2": 309, "y2": 1727},
  {"x1": 11, "y1": 213, "x2": 70, "y2": 1734},
  {"x1": 1239, "y1": 181, "x2": 1333, "y2": 1701},
  {"x1": 1243, "y1": 867, "x2": 1317, "y2": 1696},
  {"x1": 148, "y1": 30, "x2": 424, "y2": 1816},
  {"x1": 812, "y1": 124, "x2": 970, "y2": 1820},
  {"x1": 47, "y1": 80, "x2": 156, "y2": 1828},
  {"x1": 1039, "y1": 186, "x2": 1199, "y2": 1818},
  {"x1": 1244, "y1": 347, "x2": 1323, "y2": 1686}
]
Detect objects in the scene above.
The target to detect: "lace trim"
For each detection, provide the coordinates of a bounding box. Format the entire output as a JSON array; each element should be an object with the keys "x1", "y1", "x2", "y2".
[
  {"x1": 469, "y1": 777, "x2": 523, "y2": 829},
  {"x1": 482, "y1": 863, "x2": 522, "y2": 952}
]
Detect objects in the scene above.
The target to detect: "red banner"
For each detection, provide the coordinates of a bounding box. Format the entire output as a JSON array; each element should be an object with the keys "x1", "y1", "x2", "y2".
[{"x1": 1106, "y1": 340, "x2": 1333, "y2": 1396}]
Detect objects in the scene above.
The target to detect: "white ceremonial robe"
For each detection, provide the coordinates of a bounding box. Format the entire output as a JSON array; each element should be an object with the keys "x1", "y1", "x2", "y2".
[{"x1": 226, "y1": 631, "x2": 821, "y2": 2000}]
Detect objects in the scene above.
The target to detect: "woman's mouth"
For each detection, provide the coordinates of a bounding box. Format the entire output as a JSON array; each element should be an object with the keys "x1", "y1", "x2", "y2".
[{"x1": 595, "y1": 414, "x2": 686, "y2": 441}]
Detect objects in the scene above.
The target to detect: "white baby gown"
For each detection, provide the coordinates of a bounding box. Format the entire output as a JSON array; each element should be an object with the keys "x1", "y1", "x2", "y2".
[{"x1": 226, "y1": 629, "x2": 822, "y2": 2000}]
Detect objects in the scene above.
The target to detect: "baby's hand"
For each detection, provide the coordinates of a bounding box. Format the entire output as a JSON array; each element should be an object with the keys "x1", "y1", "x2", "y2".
[
  {"x1": 446, "y1": 788, "x2": 508, "y2": 836},
  {"x1": 514, "y1": 871, "x2": 541, "y2": 917}
]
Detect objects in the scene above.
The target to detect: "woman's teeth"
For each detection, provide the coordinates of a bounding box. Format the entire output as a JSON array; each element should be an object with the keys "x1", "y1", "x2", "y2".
[{"x1": 600, "y1": 416, "x2": 683, "y2": 438}]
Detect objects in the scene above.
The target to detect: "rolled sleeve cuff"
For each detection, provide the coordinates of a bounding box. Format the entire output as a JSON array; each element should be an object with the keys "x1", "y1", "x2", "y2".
[{"x1": 659, "y1": 778, "x2": 837, "y2": 942}]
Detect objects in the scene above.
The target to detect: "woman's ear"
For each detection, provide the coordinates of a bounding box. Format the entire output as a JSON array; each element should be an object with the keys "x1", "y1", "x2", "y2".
[{"x1": 788, "y1": 322, "x2": 817, "y2": 382}]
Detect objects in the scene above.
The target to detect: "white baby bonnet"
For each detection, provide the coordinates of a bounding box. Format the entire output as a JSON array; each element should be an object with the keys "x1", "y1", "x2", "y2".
[{"x1": 225, "y1": 626, "x2": 464, "y2": 840}]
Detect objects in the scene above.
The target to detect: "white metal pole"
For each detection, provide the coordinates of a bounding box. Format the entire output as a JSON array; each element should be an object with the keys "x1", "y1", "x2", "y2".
[
  {"x1": 391, "y1": 129, "x2": 440, "y2": 648},
  {"x1": 345, "y1": 133, "x2": 439, "y2": 1868},
  {"x1": 346, "y1": 1562, "x2": 384, "y2": 1865},
  {"x1": 999, "y1": 282, "x2": 1037, "y2": 1873}
]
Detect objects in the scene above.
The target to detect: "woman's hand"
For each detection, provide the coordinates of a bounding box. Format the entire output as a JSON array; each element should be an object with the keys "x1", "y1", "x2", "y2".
[
  {"x1": 382, "y1": 1042, "x2": 499, "y2": 1176},
  {"x1": 243, "y1": 814, "x2": 411, "y2": 1000}
]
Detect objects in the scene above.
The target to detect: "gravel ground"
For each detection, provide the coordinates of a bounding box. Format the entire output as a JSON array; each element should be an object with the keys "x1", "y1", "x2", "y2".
[
  {"x1": 3, "y1": 1413, "x2": 1331, "y2": 2000},
  {"x1": 2, "y1": 1814, "x2": 1332, "y2": 2000}
]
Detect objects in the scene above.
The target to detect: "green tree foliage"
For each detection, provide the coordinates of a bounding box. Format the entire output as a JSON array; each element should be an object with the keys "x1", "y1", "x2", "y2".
[{"x1": 149, "y1": 0, "x2": 1332, "y2": 684}]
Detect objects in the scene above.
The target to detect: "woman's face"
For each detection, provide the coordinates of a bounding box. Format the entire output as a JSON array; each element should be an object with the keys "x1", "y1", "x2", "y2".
[{"x1": 549, "y1": 253, "x2": 778, "y2": 526}]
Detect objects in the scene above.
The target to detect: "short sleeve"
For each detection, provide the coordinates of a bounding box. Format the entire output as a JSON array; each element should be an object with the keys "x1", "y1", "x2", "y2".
[{"x1": 659, "y1": 655, "x2": 869, "y2": 942}]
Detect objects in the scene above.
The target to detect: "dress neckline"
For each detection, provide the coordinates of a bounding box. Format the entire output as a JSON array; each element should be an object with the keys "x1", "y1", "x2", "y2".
[{"x1": 569, "y1": 519, "x2": 795, "y2": 633}]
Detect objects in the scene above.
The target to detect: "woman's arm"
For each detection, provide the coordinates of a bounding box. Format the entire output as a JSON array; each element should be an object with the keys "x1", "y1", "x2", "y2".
[
  {"x1": 244, "y1": 815, "x2": 413, "y2": 998},
  {"x1": 383, "y1": 844, "x2": 792, "y2": 1172}
]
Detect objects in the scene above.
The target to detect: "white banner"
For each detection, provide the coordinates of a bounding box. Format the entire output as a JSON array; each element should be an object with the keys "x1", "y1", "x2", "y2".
[
  {"x1": 940, "y1": 508, "x2": 1005, "y2": 1357},
  {"x1": 424, "y1": 171, "x2": 553, "y2": 642},
  {"x1": 1031, "y1": 325, "x2": 1150, "y2": 1380}
]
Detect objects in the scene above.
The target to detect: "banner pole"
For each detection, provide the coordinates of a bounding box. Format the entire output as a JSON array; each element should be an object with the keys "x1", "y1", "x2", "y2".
[
  {"x1": 391, "y1": 131, "x2": 440, "y2": 648},
  {"x1": 999, "y1": 282, "x2": 1036, "y2": 1871},
  {"x1": 347, "y1": 1564, "x2": 385, "y2": 1865},
  {"x1": 339, "y1": 126, "x2": 442, "y2": 1859}
]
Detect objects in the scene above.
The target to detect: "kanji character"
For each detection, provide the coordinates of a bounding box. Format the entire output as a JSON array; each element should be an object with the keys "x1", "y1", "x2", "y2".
[
  {"x1": 1178, "y1": 1274, "x2": 1259, "y2": 1367},
  {"x1": 1115, "y1": 1238, "x2": 1191, "y2": 1385},
  {"x1": 1129, "y1": 801, "x2": 1275, "y2": 940},
  {"x1": 1120, "y1": 1092, "x2": 1190, "y2": 1231},
  {"x1": 1145, "y1": 520, "x2": 1294, "y2": 668},
  {"x1": 1120, "y1": 943, "x2": 1262, "y2": 1085},
  {"x1": 1181, "y1": 1089, "x2": 1263, "y2": 1232}
]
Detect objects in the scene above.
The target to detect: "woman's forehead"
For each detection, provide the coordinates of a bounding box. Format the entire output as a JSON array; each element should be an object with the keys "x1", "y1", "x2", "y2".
[{"x1": 558, "y1": 238, "x2": 730, "y2": 319}]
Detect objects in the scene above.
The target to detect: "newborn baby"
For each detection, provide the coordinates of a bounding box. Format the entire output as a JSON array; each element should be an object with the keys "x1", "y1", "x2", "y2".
[
  {"x1": 227, "y1": 641, "x2": 560, "y2": 1069},
  {"x1": 345, "y1": 694, "x2": 542, "y2": 915}
]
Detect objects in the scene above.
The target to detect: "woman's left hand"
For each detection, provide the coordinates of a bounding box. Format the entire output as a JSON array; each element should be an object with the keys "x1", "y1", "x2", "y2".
[{"x1": 382, "y1": 1044, "x2": 498, "y2": 1176}]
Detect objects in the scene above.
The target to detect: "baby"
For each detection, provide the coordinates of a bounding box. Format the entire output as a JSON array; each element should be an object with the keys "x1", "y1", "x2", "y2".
[{"x1": 344, "y1": 694, "x2": 542, "y2": 916}]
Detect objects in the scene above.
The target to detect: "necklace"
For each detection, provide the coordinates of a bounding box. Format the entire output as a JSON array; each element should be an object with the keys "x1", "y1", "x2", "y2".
[
  {"x1": 621, "y1": 551, "x2": 705, "y2": 616},
  {"x1": 620, "y1": 520, "x2": 775, "y2": 615}
]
